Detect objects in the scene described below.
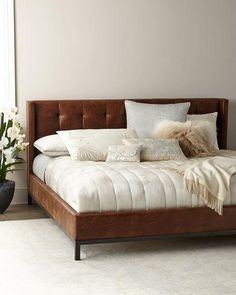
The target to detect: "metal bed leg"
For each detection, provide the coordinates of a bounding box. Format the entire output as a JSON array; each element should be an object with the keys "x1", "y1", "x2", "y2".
[
  {"x1": 28, "y1": 193, "x2": 32, "y2": 205},
  {"x1": 75, "y1": 241, "x2": 81, "y2": 261}
]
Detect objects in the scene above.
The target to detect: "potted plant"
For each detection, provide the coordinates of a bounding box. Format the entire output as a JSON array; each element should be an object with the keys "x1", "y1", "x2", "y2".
[{"x1": 0, "y1": 106, "x2": 28, "y2": 214}]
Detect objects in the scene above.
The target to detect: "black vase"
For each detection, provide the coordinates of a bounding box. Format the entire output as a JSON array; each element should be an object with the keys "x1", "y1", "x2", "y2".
[{"x1": 0, "y1": 180, "x2": 15, "y2": 214}]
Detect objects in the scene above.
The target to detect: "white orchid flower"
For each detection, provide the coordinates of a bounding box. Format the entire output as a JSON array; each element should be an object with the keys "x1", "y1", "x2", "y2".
[
  {"x1": 3, "y1": 147, "x2": 14, "y2": 156},
  {"x1": 5, "y1": 157, "x2": 15, "y2": 165},
  {"x1": 13, "y1": 114, "x2": 20, "y2": 125},
  {"x1": 10, "y1": 106, "x2": 17, "y2": 113},
  {"x1": 4, "y1": 106, "x2": 17, "y2": 121},
  {"x1": 0, "y1": 137, "x2": 9, "y2": 149},
  {"x1": 5, "y1": 112, "x2": 16, "y2": 121},
  {"x1": 7, "y1": 126, "x2": 20, "y2": 141},
  {"x1": 15, "y1": 141, "x2": 28, "y2": 151},
  {"x1": 1, "y1": 105, "x2": 28, "y2": 181},
  {"x1": 3, "y1": 147, "x2": 15, "y2": 164}
]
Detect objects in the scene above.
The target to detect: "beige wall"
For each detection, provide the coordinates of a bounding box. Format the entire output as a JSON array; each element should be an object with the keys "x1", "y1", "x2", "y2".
[{"x1": 14, "y1": 0, "x2": 236, "y2": 203}]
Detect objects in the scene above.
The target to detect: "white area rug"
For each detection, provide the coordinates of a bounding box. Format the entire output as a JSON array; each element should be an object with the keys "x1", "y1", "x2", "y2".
[{"x1": 0, "y1": 219, "x2": 236, "y2": 295}]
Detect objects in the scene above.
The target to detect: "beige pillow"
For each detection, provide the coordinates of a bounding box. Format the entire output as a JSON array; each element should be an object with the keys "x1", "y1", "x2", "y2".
[
  {"x1": 153, "y1": 120, "x2": 214, "y2": 158},
  {"x1": 187, "y1": 112, "x2": 218, "y2": 149},
  {"x1": 123, "y1": 138, "x2": 186, "y2": 161},
  {"x1": 57, "y1": 128, "x2": 138, "y2": 161},
  {"x1": 106, "y1": 144, "x2": 142, "y2": 162}
]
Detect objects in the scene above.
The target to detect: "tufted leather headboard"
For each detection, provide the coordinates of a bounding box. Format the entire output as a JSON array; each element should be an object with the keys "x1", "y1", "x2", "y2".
[{"x1": 27, "y1": 98, "x2": 228, "y2": 174}]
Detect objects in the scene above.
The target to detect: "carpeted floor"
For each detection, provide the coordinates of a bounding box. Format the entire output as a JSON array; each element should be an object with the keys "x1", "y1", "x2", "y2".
[
  {"x1": 0, "y1": 219, "x2": 236, "y2": 295},
  {"x1": 0, "y1": 204, "x2": 48, "y2": 221}
]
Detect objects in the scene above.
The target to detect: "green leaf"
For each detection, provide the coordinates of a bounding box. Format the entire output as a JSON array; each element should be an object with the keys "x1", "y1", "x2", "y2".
[
  {"x1": 4, "y1": 161, "x2": 24, "y2": 169},
  {"x1": 0, "y1": 122, "x2": 6, "y2": 139},
  {"x1": 5, "y1": 169, "x2": 22, "y2": 173},
  {"x1": 6, "y1": 119, "x2": 13, "y2": 129},
  {"x1": 0, "y1": 112, "x2": 4, "y2": 126}
]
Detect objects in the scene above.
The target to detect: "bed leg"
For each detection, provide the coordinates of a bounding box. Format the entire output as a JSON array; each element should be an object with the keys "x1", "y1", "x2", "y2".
[
  {"x1": 75, "y1": 241, "x2": 81, "y2": 261},
  {"x1": 28, "y1": 193, "x2": 32, "y2": 205}
]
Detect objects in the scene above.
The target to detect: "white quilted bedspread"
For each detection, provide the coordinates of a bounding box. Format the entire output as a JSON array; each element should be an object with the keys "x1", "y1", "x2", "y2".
[{"x1": 44, "y1": 156, "x2": 236, "y2": 213}]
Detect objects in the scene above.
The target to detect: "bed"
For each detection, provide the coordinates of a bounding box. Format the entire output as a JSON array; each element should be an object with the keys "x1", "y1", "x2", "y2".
[{"x1": 27, "y1": 98, "x2": 236, "y2": 260}]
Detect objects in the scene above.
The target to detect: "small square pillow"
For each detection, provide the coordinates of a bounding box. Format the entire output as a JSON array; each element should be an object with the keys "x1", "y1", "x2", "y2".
[
  {"x1": 106, "y1": 144, "x2": 142, "y2": 162},
  {"x1": 34, "y1": 134, "x2": 69, "y2": 156},
  {"x1": 125, "y1": 100, "x2": 190, "y2": 138},
  {"x1": 123, "y1": 138, "x2": 186, "y2": 161},
  {"x1": 187, "y1": 112, "x2": 219, "y2": 149},
  {"x1": 57, "y1": 128, "x2": 138, "y2": 161}
]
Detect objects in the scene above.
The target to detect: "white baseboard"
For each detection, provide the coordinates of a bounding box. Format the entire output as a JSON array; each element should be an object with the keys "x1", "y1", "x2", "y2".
[{"x1": 12, "y1": 188, "x2": 28, "y2": 204}]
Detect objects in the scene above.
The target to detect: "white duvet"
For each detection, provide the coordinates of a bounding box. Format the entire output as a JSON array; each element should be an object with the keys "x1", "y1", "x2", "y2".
[{"x1": 43, "y1": 156, "x2": 236, "y2": 214}]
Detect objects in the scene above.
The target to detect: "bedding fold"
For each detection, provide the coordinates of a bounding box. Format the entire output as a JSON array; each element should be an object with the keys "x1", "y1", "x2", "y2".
[{"x1": 160, "y1": 150, "x2": 236, "y2": 215}]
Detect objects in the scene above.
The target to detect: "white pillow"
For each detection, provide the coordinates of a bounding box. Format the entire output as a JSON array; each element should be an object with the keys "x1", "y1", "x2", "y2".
[
  {"x1": 125, "y1": 100, "x2": 190, "y2": 138},
  {"x1": 57, "y1": 129, "x2": 138, "y2": 161},
  {"x1": 187, "y1": 112, "x2": 219, "y2": 149},
  {"x1": 34, "y1": 134, "x2": 69, "y2": 156},
  {"x1": 106, "y1": 144, "x2": 142, "y2": 162},
  {"x1": 123, "y1": 138, "x2": 186, "y2": 161}
]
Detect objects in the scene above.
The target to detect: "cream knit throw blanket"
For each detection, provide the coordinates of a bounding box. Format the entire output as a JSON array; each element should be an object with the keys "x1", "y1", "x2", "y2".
[{"x1": 161, "y1": 150, "x2": 236, "y2": 215}]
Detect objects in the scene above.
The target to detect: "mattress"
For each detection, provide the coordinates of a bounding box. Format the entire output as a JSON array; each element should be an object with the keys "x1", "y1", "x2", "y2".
[
  {"x1": 33, "y1": 155, "x2": 236, "y2": 213},
  {"x1": 33, "y1": 154, "x2": 56, "y2": 182}
]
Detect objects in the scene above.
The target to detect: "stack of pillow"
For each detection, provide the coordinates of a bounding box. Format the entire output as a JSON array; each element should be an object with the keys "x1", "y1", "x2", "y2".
[{"x1": 34, "y1": 100, "x2": 218, "y2": 163}]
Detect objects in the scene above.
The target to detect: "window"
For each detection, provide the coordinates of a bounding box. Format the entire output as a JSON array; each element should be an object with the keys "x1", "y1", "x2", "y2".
[{"x1": 0, "y1": 0, "x2": 15, "y2": 107}]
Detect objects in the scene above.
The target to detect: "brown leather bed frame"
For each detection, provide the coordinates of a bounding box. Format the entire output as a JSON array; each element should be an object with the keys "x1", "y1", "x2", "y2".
[{"x1": 27, "y1": 98, "x2": 236, "y2": 260}]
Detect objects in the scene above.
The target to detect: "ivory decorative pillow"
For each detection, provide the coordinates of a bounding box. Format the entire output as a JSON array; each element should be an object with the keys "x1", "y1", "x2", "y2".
[
  {"x1": 122, "y1": 138, "x2": 186, "y2": 161},
  {"x1": 187, "y1": 112, "x2": 219, "y2": 149},
  {"x1": 57, "y1": 129, "x2": 138, "y2": 161},
  {"x1": 125, "y1": 100, "x2": 190, "y2": 138},
  {"x1": 153, "y1": 120, "x2": 214, "y2": 158},
  {"x1": 106, "y1": 144, "x2": 142, "y2": 162},
  {"x1": 34, "y1": 134, "x2": 69, "y2": 156}
]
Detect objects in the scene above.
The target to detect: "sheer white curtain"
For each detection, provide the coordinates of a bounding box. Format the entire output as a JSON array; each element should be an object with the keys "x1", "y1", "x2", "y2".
[{"x1": 0, "y1": 0, "x2": 15, "y2": 107}]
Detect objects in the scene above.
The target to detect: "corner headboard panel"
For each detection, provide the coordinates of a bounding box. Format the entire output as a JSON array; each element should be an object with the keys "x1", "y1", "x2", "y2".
[{"x1": 27, "y1": 98, "x2": 228, "y2": 175}]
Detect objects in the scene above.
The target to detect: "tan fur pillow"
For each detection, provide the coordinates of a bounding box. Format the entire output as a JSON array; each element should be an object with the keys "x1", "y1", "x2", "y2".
[{"x1": 153, "y1": 120, "x2": 213, "y2": 158}]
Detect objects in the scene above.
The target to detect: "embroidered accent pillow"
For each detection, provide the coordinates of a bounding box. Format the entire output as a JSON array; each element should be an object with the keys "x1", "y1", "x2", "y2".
[
  {"x1": 123, "y1": 138, "x2": 186, "y2": 161},
  {"x1": 125, "y1": 100, "x2": 190, "y2": 138},
  {"x1": 187, "y1": 112, "x2": 219, "y2": 149},
  {"x1": 153, "y1": 120, "x2": 214, "y2": 158},
  {"x1": 106, "y1": 144, "x2": 142, "y2": 162},
  {"x1": 57, "y1": 129, "x2": 138, "y2": 161}
]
